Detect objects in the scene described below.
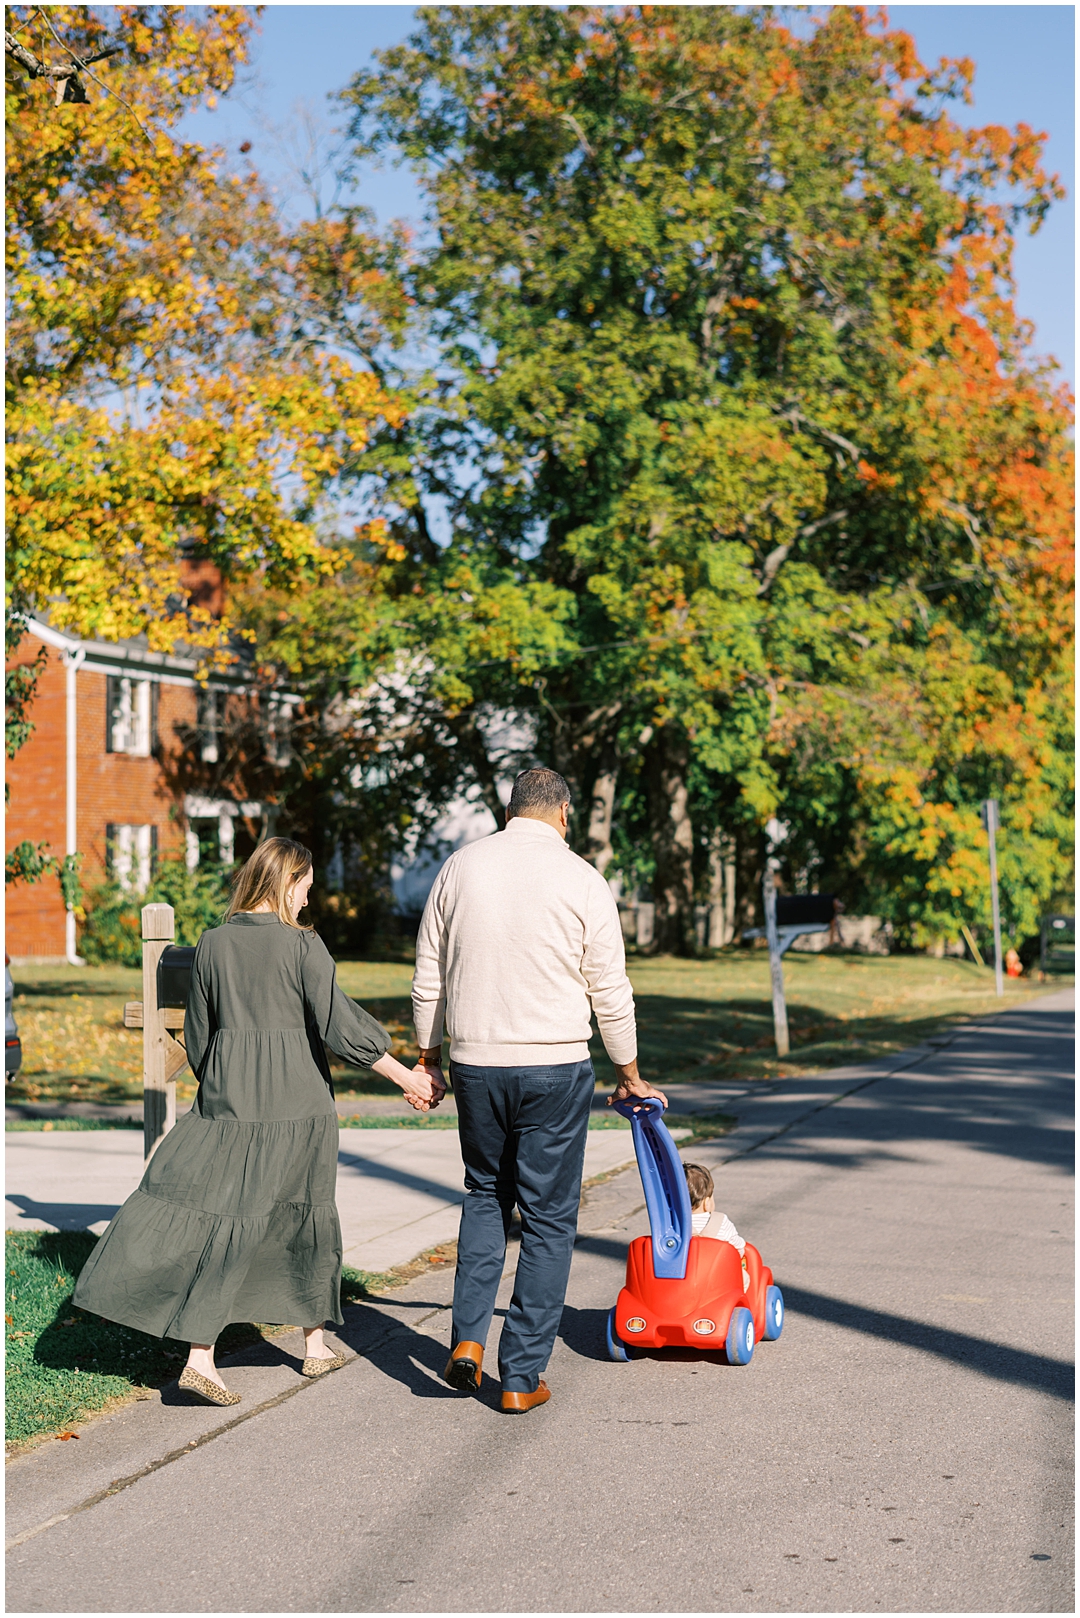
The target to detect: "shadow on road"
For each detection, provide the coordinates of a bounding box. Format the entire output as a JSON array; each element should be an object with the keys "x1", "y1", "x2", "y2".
[
  {"x1": 337, "y1": 1299, "x2": 466, "y2": 1402},
  {"x1": 749, "y1": 1008, "x2": 1074, "y2": 1179},
  {"x1": 785, "y1": 1284, "x2": 1075, "y2": 1401}
]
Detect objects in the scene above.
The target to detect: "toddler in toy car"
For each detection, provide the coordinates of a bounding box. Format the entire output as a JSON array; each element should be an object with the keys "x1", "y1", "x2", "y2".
[{"x1": 684, "y1": 1163, "x2": 750, "y2": 1292}]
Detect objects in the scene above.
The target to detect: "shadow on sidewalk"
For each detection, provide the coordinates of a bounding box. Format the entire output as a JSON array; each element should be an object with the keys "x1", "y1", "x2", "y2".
[
  {"x1": 6, "y1": 1192, "x2": 120, "y2": 1230},
  {"x1": 337, "y1": 1147, "x2": 466, "y2": 1207}
]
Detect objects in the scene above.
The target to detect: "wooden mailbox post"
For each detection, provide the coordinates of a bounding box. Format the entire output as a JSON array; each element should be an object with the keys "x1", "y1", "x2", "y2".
[
  {"x1": 122, "y1": 904, "x2": 189, "y2": 1161},
  {"x1": 142, "y1": 903, "x2": 175, "y2": 1159}
]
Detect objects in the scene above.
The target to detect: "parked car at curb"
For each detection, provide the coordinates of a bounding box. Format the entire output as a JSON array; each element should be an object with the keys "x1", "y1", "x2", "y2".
[{"x1": 6, "y1": 954, "x2": 22, "y2": 1077}]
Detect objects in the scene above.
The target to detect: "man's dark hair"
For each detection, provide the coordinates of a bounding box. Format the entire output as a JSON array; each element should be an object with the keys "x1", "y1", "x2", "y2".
[{"x1": 507, "y1": 766, "x2": 571, "y2": 821}]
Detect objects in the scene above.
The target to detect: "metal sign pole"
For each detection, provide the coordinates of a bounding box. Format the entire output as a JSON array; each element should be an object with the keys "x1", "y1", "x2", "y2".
[
  {"x1": 981, "y1": 800, "x2": 1004, "y2": 997},
  {"x1": 762, "y1": 865, "x2": 790, "y2": 1057},
  {"x1": 142, "y1": 902, "x2": 176, "y2": 1159}
]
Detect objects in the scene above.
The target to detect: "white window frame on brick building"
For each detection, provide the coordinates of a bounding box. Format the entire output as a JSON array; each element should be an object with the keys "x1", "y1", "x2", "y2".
[
  {"x1": 106, "y1": 675, "x2": 157, "y2": 756},
  {"x1": 106, "y1": 823, "x2": 158, "y2": 892},
  {"x1": 184, "y1": 796, "x2": 265, "y2": 870},
  {"x1": 197, "y1": 686, "x2": 221, "y2": 763}
]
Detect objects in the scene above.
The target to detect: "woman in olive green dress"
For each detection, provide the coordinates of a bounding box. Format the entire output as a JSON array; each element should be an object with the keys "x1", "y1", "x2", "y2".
[{"x1": 74, "y1": 838, "x2": 445, "y2": 1405}]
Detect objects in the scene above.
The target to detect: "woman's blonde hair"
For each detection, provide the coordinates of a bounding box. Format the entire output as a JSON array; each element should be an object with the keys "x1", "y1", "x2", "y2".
[{"x1": 226, "y1": 837, "x2": 313, "y2": 930}]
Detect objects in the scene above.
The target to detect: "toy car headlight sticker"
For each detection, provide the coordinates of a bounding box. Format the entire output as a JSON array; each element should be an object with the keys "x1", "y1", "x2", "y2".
[
  {"x1": 625, "y1": 1317, "x2": 647, "y2": 1333},
  {"x1": 691, "y1": 1318, "x2": 716, "y2": 1335}
]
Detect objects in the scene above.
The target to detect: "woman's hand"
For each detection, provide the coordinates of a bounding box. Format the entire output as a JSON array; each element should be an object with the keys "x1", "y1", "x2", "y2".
[{"x1": 371, "y1": 1052, "x2": 447, "y2": 1112}]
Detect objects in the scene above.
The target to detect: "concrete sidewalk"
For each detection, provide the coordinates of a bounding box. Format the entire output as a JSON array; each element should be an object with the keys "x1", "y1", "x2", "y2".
[{"x1": 5, "y1": 1125, "x2": 643, "y2": 1273}]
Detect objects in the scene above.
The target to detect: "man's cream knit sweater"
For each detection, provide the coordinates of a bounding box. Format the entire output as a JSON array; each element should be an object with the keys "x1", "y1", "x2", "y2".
[{"x1": 412, "y1": 815, "x2": 637, "y2": 1067}]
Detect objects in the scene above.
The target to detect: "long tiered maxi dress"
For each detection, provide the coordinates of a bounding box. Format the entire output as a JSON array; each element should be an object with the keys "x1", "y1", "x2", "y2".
[{"x1": 73, "y1": 915, "x2": 390, "y2": 1342}]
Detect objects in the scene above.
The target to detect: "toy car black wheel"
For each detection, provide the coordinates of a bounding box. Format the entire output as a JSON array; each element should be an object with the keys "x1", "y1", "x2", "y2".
[
  {"x1": 763, "y1": 1285, "x2": 784, "y2": 1340},
  {"x1": 725, "y1": 1305, "x2": 755, "y2": 1365},
  {"x1": 606, "y1": 1305, "x2": 632, "y2": 1362}
]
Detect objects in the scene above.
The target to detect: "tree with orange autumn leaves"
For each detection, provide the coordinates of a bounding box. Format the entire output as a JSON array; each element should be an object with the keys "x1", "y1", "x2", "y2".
[{"x1": 315, "y1": 3, "x2": 1071, "y2": 954}]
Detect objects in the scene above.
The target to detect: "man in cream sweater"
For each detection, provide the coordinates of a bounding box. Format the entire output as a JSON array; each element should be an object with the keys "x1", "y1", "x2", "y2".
[{"x1": 413, "y1": 766, "x2": 667, "y2": 1413}]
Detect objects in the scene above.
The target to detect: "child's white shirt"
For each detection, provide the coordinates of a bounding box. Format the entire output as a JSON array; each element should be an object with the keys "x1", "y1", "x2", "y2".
[
  {"x1": 692, "y1": 1211, "x2": 749, "y2": 1290},
  {"x1": 691, "y1": 1210, "x2": 745, "y2": 1253}
]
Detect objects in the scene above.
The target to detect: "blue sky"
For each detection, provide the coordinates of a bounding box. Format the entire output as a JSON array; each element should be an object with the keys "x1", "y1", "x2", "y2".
[{"x1": 182, "y1": 4, "x2": 1075, "y2": 383}]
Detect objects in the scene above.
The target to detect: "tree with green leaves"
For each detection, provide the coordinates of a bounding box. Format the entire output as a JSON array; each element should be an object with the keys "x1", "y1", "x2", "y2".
[{"x1": 326, "y1": 3, "x2": 1071, "y2": 953}]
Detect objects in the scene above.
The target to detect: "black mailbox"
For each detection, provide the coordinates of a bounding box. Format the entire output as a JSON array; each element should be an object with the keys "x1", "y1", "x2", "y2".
[
  {"x1": 775, "y1": 895, "x2": 838, "y2": 929},
  {"x1": 157, "y1": 945, "x2": 196, "y2": 1009}
]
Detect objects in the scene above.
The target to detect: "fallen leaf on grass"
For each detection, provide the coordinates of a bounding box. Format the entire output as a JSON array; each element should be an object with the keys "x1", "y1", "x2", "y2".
[{"x1": 55, "y1": 1432, "x2": 80, "y2": 1441}]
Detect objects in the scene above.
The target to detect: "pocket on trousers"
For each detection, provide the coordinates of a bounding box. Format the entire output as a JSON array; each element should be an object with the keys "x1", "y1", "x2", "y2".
[
  {"x1": 522, "y1": 1061, "x2": 591, "y2": 1091},
  {"x1": 525, "y1": 1074, "x2": 572, "y2": 1092}
]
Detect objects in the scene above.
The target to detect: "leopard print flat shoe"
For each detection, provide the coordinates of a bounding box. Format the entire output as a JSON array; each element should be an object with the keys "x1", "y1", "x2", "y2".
[
  {"x1": 301, "y1": 1353, "x2": 348, "y2": 1379},
  {"x1": 178, "y1": 1368, "x2": 241, "y2": 1406}
]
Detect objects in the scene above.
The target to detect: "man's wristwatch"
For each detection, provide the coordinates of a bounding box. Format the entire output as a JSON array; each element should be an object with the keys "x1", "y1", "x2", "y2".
[{"x1": 419, "y1": 1048, "x2": 443, "y2": 1065}]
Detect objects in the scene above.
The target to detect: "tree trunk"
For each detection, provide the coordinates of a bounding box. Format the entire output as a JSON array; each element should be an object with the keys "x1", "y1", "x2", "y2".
[
  {"x1": 734, "y1": 824, "x2": 764, "y2": 938},
  {"x1": 581, "y1": 756, "x2": 617, "y2": 874},
  {"x1": 450, "y1": 709, "x2": 504, "y2": 824},
  {"x1": 646, "y1": 728, "x2": 696, "y2": 955},
  {"x1": 707, "y1": 830, "x2": 736, "y2": 946}
]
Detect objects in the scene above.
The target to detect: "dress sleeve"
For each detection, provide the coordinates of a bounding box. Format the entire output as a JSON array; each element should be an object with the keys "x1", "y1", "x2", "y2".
[
  {"x1": 300, "y1": 933, "x2": 391, "y2": 1069},
  {"x1": 183, "y1": 937, "x2": 214, "y2": 1079}
]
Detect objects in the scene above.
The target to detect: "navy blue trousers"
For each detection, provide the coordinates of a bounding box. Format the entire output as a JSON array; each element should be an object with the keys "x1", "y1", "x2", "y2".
[{"x1": 450, "y1": 1058, "x2": 595, "y2": 1393}]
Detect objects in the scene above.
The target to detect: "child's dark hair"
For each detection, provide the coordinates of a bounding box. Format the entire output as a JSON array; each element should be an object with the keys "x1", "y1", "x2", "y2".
[{"x1": 684, "y1": 1163, "x2": 714, "y2": 1208}]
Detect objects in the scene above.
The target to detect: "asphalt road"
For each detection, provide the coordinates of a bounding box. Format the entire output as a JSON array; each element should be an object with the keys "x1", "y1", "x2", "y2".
[{"x1": 7, "y1": 992, "x2": 1073, "y2": 1614}]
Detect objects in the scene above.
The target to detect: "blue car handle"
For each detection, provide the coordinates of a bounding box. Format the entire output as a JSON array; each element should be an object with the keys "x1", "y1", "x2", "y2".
[{"x1": 612, "y1": 1096, "x2": 693, "y2": 1279}]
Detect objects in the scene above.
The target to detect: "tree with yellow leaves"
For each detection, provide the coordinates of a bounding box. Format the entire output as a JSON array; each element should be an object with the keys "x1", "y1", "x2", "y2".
[{"x1": 5, "y1": 4, "x2": 403, "y2": 658}]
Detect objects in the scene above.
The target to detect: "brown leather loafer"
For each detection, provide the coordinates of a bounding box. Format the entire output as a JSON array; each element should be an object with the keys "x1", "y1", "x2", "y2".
[
  {"x1": 444, "y1": 1340, "x2": 483, "y2": 1392},
  {"x1": 501, "y1": 1380, "x2": 551, "y2": 1414}
]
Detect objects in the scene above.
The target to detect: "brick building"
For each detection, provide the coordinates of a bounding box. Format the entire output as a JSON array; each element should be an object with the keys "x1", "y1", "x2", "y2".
[{"x1": 6, "y1": 614, "x2": 291, "y2": 964}]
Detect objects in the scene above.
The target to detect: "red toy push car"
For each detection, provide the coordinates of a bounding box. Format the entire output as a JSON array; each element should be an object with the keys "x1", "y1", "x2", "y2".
[{"x1": 606, "y1": 1098, "x2": 784, "y2": 1365}]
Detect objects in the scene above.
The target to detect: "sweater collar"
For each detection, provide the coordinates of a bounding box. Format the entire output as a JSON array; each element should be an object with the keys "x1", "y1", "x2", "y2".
[{"x1": 504, "y1": 816, "x2": 567, "y2": 845}]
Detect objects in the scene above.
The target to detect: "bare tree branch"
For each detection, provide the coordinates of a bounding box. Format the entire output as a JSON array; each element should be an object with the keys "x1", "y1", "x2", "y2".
[
  {"x1": 5, "y1": 28, "x2": 122, "y2": 91},
  {"x1": 756, "y1": 511, "x2": 847, "y2": 595},
  {"x1": 8, "y1": 15, "x2": 153, "y2": 143}
]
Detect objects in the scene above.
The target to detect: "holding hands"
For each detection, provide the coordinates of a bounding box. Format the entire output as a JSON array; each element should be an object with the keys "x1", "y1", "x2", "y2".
[{"x1": 370, "y1": 1050, "x2": 447, "y2": 1112}]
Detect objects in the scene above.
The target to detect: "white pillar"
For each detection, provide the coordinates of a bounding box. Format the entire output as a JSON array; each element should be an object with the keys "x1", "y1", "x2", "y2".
[
  {"x1": 62, "y1": 647, "x2": 86, "y2": 966},
  {"x1": 218, "y1": 812, "x2": 235, "y2": 866}
]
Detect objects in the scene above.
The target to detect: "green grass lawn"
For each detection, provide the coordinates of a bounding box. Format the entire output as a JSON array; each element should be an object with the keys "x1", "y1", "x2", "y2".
[
  {"x1": 3, "y1": 1231, "x2": 269, "y2": 1449},
  {"x1": 8, "y1": 951, "x2": 1062, "y2": 1105},
  {"x1": 335, "y1": 950, "x2": 1055, "y2": 1089},
  {"x1": 622, "y1": 951, "x2": 1055, "y2": 1086},
  {"x1": 3, "y1": 1232, "x2": 407, "y2": 1451}
]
